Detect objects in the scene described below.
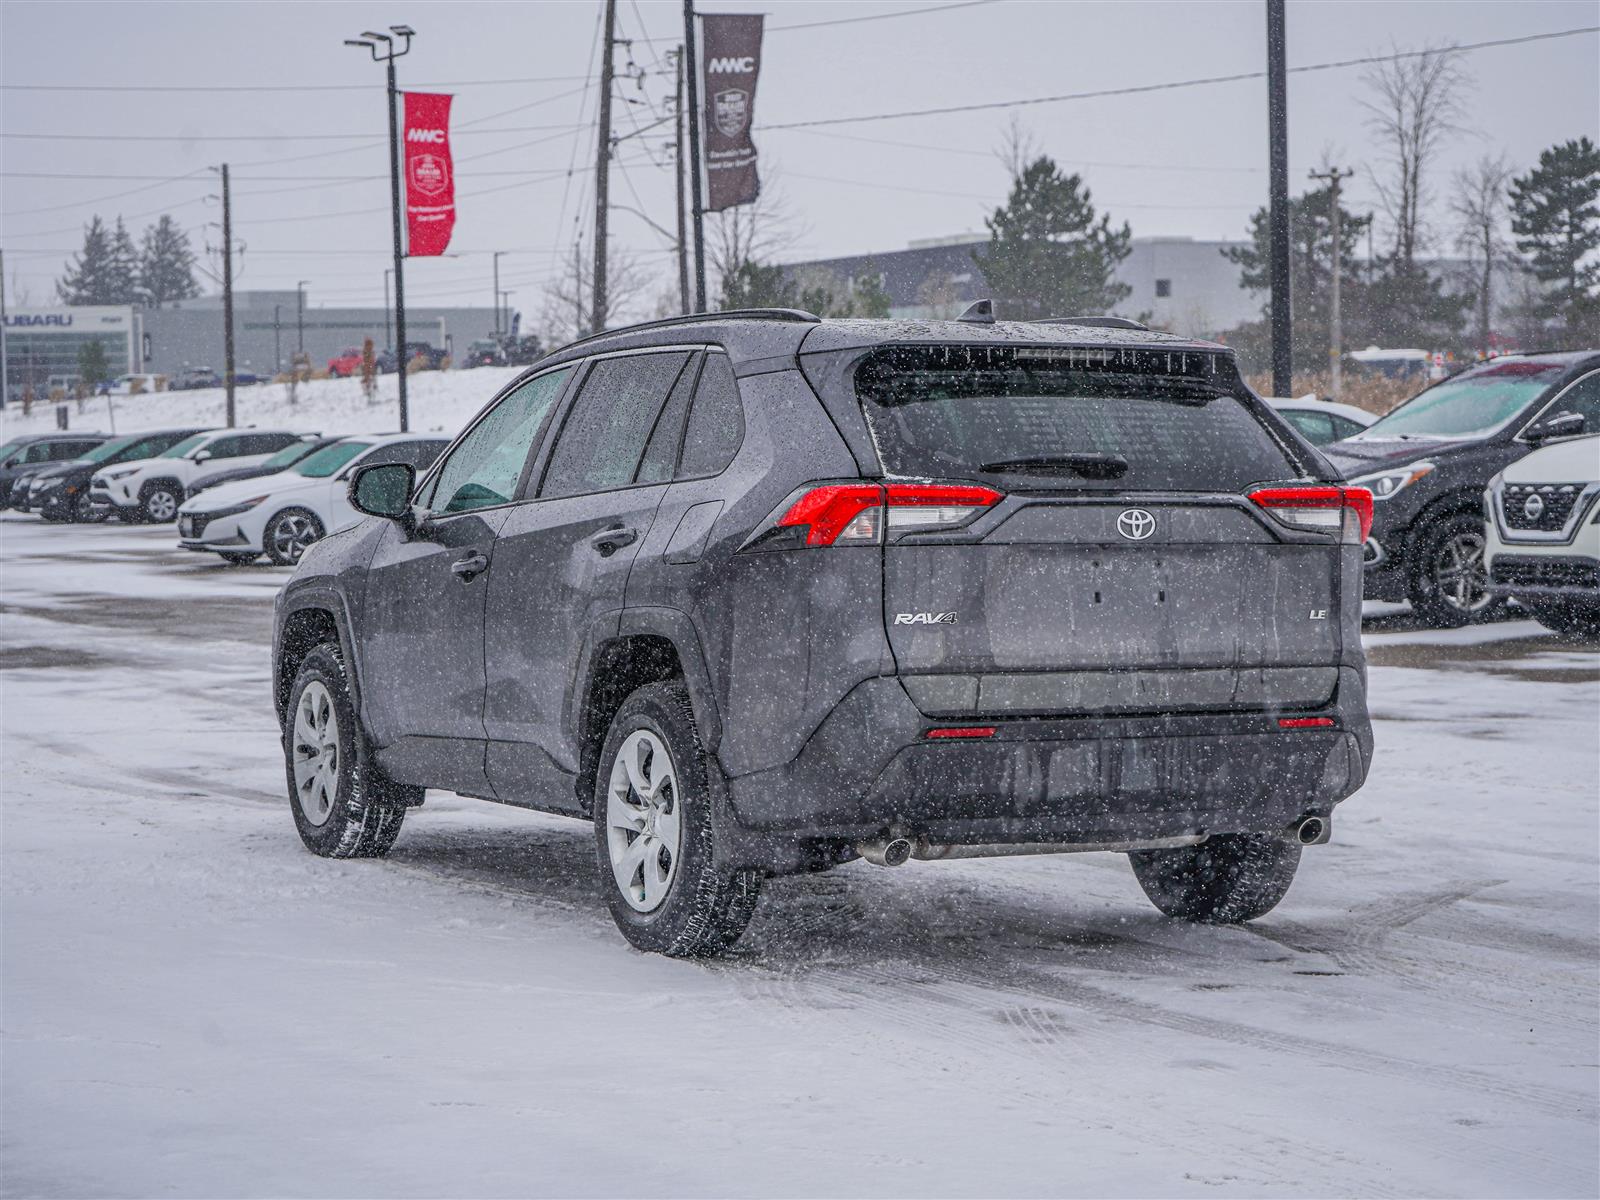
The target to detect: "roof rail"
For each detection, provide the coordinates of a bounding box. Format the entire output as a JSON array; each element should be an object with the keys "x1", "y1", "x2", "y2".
[
  {"x1": 548, "y1": 307, "x2": 822, "y2": 357},
  {"x1": 1035, "y1": 316, "x2": 1150, "y2": 331}
]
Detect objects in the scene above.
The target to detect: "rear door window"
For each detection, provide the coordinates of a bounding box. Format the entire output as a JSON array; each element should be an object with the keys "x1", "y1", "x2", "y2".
[
  {"x1": 853, "y1": 345, "x2": 1299, "y2": 492},
  {"x1": 538, "y1": 352, "x2": 692, "y2": 499},
  {"x1": 678, "y1": 353, "x2": 744, "y2": 477}
]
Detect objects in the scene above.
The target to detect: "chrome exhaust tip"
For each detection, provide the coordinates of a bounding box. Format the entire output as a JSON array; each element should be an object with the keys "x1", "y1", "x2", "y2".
[
  {"x1": 858, "y1": 836, "x2": 914, "y2": 867},
  {"x1": 1294, "y1": 815, "x2": 1327, "y2": 846}
]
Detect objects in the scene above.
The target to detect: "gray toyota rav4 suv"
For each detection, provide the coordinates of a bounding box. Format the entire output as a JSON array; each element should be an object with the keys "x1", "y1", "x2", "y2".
[{"x1": 272, "y1": 308, "x2": 1374, "y2": 956}]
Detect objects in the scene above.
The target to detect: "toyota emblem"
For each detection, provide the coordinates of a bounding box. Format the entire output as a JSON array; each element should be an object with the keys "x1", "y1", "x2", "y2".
[
  {"x1": 1522, "y1": 493, "x2": 1545, "y2": 521},
  {"x1": 1116, "y1": 508, "x2": 1157, "y2": 540}
]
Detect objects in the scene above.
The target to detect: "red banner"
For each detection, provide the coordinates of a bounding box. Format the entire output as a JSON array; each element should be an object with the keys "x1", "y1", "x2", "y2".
[{"x1": 402, "y1": 92, "x2": 455, "y2": 257}]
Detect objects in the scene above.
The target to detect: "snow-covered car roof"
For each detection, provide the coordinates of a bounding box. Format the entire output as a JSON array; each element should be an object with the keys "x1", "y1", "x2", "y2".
[{"x1": 1266, "y1": 396, "x2": 1376, "y2": 427}]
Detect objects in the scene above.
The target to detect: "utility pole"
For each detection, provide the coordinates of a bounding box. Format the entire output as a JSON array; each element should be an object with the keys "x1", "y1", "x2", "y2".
[
  {"x1": 593, "y1": 0, "x2": 618, "y2": 335},
  {"x1": 296, "y1": 280, "x2": 309, "y2": 353},
  {"x1": 1309, "y1": 166, "x2": 1353, "y2": 400},
  {"x1": 493, "y1": 251, "x2": 504, "y2": 336},
  {"x1": 273, "y1": 305, "x2": 282, "y2": 372},
  {"x1": 572, "y1": 240, "x2": 585, "y2": 338},
  {"x1": 1266, "y1": 0, "x2": 1292, "y2": 397},
  {"x1": 383, "y1": 268, "x2": 393, "y2": 352},
  {"x1": 346, "y1": 26, "x2": 415, "y2": 432},
  {"x1": 219, "y1": 163, "x2": 237, "y2": 427},
  {"x1": 683, "y1": 0, "x2": 707, "y2": 311},
  {"x1": 672, "y1": 46, "x2": 690, "y2": 315}
]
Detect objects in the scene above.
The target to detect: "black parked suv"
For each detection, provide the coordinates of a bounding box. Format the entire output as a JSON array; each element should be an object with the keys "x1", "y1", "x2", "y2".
[
  {"x1": 1, "y1": 433, "x2": 109, "y2": 510},
  {"x1": 1325, "y1": 351, "x2": 1600, "y2": 627},
  {"x1": 273, "y1": 309, "x2": 1375, "y2": 955},
  {"x1": 26, "y1": 428, "x2": 211, "y2": 523}
]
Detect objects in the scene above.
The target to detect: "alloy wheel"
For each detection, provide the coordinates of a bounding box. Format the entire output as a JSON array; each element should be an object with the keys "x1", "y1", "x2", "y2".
[
  {"x1": 605, "y1": 730, "x2": 682, "y2": 913},
  {"x1": 145, "y1": 490, "x2": 178, "y2": 522},
  {"x1": 291, "y1": 680, "x2": 340, "y2": 826},
  {"x1": 1432, "y1": 529, "x2": 1492, "y2": 614},
  {"x1": 272, "y1": 514, "x2": 320, "y2": 563}
]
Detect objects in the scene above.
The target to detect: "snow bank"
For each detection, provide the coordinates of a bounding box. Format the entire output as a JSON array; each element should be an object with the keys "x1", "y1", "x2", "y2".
[{"x1": 0, "y1": 367, "x2": 525, "y2": 442}]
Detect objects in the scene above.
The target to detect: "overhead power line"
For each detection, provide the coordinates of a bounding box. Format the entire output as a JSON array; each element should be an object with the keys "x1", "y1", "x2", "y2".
[
  {"x1": 767, "y1": 0, "x2": 998, "y2": 33},
  {"x1": 759, "y1": 25, "x2": 1600, "y2": 130},
  {"x1": 1, "y1": 121, "x2": 588, "y2": 143},
  {"x1": 0, "y1": 75, "x2": 590, "y2": 93}
]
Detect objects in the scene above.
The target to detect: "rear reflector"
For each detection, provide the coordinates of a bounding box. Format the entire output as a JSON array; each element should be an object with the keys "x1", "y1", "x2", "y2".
[
  {"x1": 777, "y1": 483, "x2": 1003, "y2": 546},
  {"x1": 925, "y1": 726, "x2": 997, "y2": 740},
  {"x1": 1278, "y1": 716, "x2": 1335, "y2": 729},
  {"x1": 1249, "y1": 485, "x2": 1373, "y2": 543}
]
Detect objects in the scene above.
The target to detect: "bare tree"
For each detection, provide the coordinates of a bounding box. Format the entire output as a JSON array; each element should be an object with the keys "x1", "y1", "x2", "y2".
[
  {"x1": 705, "y1": 169, "x2": 805, "y2": 300},
  {"x1": 1451, "y1": 152, "x2": 1516, "y2": 352},
  {"x1": 1361, "y1": 43, "x2": 1469, "y2": 266},
  {"x1": 539, "y1": 239, "x2": 655, "y2": 344},
  {"x1": 995, "y1": 115, "x2": 1040, "y2": 182}
]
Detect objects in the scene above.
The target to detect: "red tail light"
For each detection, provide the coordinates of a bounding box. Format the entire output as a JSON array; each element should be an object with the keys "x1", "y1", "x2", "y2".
[
  {"x1": 925, "y1": 726, "x2": 997, "y2": 739},
  {"x1": 775, "y1": 483, "x2": 1003, "y2": 547},
  {"x1": 1249, "y1": 485, "x2": 1373, "y2": 543},
  {"x1": 1279, "y1": 716, "x2": 1335, "y2": 729}
]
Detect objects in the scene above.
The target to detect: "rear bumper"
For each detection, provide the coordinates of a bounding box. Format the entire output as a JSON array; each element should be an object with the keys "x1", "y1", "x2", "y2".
[{"x1": 723, "y1": 669, "x2": 1373, "y2": 867}]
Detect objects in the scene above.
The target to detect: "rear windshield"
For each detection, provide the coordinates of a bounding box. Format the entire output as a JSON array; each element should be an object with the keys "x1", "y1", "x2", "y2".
[
  {"x1": 1356, "y1": 360, "x2": 1565, "y2": 440},
  {"x1": 295, "y1": 441, "x2": 371, "y2": 477},
  {"x1": 854, "y1": 345, "x2": 1299, "y2": 492}
]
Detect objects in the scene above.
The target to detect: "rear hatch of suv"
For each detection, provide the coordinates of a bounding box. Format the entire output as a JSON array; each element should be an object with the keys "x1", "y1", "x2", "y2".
[{"x1": 820, "y1": 342, "x2": 1365, "y2": 720}]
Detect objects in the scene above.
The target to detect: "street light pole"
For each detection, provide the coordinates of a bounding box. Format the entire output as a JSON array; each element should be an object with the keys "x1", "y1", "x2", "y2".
[
  {"x1": 219, "y1": 163, "x2": 236, "y2": 427},
  {"x1": 347, "y1": 26, "x2": 415, "y2": 432},
  {"x1": 672, "y1": 45, "x2": 690, "y2": 315},
  {"x1": 683, "y1": 0, "x2": 707, "y2": 311},
  {"x1": 1266, "y1": 0, "x2": 1292, "y2": 397},
  {"x1": 493, "y1": 251, "x2": 504, "y2": 336},
  {"x1": 296, "y1": 280, "x2": 309, "y2": 354},
  {"x1": 383, "y1": 268, "x2": 393, "y2": 354},
  {"x1": 1309, "y1": 166, "x2": 1353, "y2": 399}
]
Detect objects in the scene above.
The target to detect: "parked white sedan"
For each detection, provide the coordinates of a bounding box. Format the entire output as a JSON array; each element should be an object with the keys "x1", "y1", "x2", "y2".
[
  {"x1": 1266, "y1": 395, "x2": 1376, "y2": 447},
  {"x1": 175, "y1": 433, "x2": 449, "y2": 565}
]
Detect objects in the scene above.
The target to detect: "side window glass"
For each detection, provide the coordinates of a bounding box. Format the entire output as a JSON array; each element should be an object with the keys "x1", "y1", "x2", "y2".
[
  {"x1": 539, "y1": 352, "x2": 692, "y2": 499},
  {"x1": 24, "y1": 444, "x2": 55, "y2": 463},
  {"x1": 207, "y1": 436, "x2": 248, "y2": 458},
  {"x1": 429, "y1": 368, "x2": 572, "y2": 514},
  {"x1": 635, "y1": 354, "x2": 700, "y2": 484},
  {"x1": 678, "y1": 353, "x2": 744, "y2": 477},
  {"x1": 1548, "y1": 372, "x2": 1600, "y2": 434},
  {"x1": 1284, "y1": 410, "x2": 1333, "y2": 445},
  {"x1": 249, "y1": 433, "x2": 298, "y2": 455}
]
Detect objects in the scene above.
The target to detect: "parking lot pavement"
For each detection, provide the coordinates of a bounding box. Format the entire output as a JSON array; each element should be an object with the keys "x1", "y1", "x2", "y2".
[{"x1": 3, "y1": 514, "x2": 1597, "y2": 1198}]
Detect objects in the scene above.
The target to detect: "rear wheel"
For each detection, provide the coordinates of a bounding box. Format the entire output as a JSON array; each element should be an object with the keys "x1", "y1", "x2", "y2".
[
  {"x1": 140, "y1": 481, "x2": 182, "y2": 524},
  {"x1": 593, "y1": 682, "x2": 761, "y2": 956},
  {"x1": 284, "y1": 643, "x2": 418, "y2": 858},
  {"x1": 1129, "y1": 833, "x2": 1300, "y2": 923},
  {"x1": 265, "y1": 508, "x2": 325, "y2": 566},
  {"x1": 1526, "y1": 597, "x2": 1600, "y2": 642},
  {"x1": 1407, "y1": 512, "x2": 1503, "y2": 628}
]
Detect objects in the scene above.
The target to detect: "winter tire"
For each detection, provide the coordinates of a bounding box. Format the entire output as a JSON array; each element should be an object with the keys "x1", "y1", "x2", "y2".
[
  {"x1": 265, "y1": 508, "x2": 325, "y2": 566},
  {"x1": 1407, "y1": 512, "x2": 1503, "y2": 629},
  {"x1": 1526, "y1": 598, "x2": 1600, "y2": 642},
  {"x1": 140, "y1": 481, "x2": 183, "y2": 524},
  {"x1": 284, "y1": 642, "x2": 419, "y2": 858},
  {"x1": 218, "y1": 551, "x2": 260, "y2": 566},
  {"x1": 594, "y1": 681, "x2": 761, "y2": 957},
  {"x1": 72, "y1": 491, "x2": 107, "y2": 523},
  {"x1": 1129, "y1": 833, "x2": 1301, "y2": 923}
]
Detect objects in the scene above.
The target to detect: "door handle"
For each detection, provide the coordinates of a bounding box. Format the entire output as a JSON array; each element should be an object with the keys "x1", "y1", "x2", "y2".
[
  {"x1": 588, "y1": 525, "x2": 638, "y2": 556},
  {"x1": 450, "y1": 551, "x2": 489, "y2": 582}
]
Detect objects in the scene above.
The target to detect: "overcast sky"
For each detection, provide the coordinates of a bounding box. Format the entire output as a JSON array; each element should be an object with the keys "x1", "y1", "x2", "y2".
[{"x1": 3, "y1": 0, "x2": 1596, "y2": 325}]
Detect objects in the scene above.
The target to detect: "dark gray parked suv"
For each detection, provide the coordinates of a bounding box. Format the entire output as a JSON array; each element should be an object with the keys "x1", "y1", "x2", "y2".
[{"x1": 272, "y1": 309, "x2": 1375, "y2": 955}]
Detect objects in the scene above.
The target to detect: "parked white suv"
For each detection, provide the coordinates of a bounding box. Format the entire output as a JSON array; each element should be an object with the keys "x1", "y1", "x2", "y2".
[
  {"x1": 176, "y1": 433, "x2": 449, "y2": 565},
  {"x1": 90, "y1": 429, "x2": 308, "y2": 523},
  {"x1": 1485, "y1": 433, "x2": 1600, "y2": 639}
]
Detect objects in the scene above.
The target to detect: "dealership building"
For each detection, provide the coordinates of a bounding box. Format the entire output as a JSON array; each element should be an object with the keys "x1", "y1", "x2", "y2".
[{"x1": 2, "y1": 290, "x2": 502, "y2": 405}]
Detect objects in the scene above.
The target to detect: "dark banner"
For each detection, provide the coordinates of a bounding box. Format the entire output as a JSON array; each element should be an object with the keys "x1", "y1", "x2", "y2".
[
  {"x1": 700, "y1": 13, "x2": 763, "y2": 212},
  {"x1": 402, "y1": 92, "x2": 456, "y2": 257}
]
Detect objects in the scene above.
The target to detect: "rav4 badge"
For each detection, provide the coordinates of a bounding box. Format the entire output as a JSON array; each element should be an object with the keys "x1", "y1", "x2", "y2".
[{"x1": 894, "y1": 612, "x2": 958, "y2": 625}]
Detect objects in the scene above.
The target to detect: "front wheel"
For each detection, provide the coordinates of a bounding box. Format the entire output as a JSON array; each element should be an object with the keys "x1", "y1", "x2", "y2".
[
  {"x1": 140, "y1": 482, "x2": 182, "y2": 524},
  {"x1": 1129, "y1": 833, "x2": 1300, "y2": 923},
  {"x1": 1407, "y1": 513, "x2": 1504, "y2": 628},
  {"x1": 593, "y1": 682, "x2": 761, "y2": 956},
  {"x1": 284, "y1": 643, "x2": 419, "y2": 858},
  {"x1": 265, "y1": 508, "x2": 325, "y2": 566},
  {"x1": 72, "y1": 491, "x2": 108, "y2": 523}
]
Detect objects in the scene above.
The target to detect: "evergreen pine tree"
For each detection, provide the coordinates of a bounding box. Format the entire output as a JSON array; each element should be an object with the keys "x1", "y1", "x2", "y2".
[
  {"x1": 1509, "y1": 136, "x2": 1600, "y2": 341},
  {"x1": 138, "y1": 215, "x2": 200, "y2": 307},
  {"x1": 56, "y1": 217, "x2": 117, "y2": 305},
  {"x1": 77, "y1": 339, "x2": 111, "y2": 392},
  {"x1": 107, "y1": 218, "x2": 140, "y2": 304},
  {"x1": 975, "y1": 157, "x2": 1132, "y2": 320}
]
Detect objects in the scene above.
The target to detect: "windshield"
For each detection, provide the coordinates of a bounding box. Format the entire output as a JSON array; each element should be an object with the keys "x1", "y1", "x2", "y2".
[
  {"x1": 259, "y1": 441, "x2": 317, "y2": 470},
  {"x1": 295, "y1": 441, "x2": 371, "y2": 477},
  {"x1": 854, "y1": 345, "x2": 1300, "y2": 492},
  {"x1": 159, "y1": 433, "x2": 209, "y2": 459},
  {"x1": 1358, "y1": 361, "x2": 1564, "y2": 439}
]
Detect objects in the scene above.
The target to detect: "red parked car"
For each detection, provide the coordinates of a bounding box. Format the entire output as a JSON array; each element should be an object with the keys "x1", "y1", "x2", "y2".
[{"x1": 327, "y1": 348, "x2": 365, "y2": 377}]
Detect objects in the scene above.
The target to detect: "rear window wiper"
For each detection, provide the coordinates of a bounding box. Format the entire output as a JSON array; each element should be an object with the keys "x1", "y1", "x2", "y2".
[{"x1": 976, "y1": 453, "x2": 1129, "y2": 480}]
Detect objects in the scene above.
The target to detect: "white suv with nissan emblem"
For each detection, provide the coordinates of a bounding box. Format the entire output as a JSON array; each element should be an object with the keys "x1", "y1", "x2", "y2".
[{"x1": 1486, "y1": 433, "x2": 1600, "y2": 639}]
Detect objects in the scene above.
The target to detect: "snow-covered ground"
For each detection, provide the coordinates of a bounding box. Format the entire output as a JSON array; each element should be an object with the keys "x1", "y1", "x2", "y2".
[
  {"x1": 2, "y1": 515, "x2": 1596, "y2": 1198},
  {"x1": 0, "y1": 368, "x2": 522, "y2": 444}
]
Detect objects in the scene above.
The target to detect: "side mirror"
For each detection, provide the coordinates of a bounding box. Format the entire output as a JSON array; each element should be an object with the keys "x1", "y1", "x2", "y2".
[
  {"x1": 349, "y1": 462, "x2": 416, "y2": 530},
  {"x1": 1526, "y1": 410, "x2": 1586, "y2": 443},
  {"x1": 192, "y1": 449, "x2": 212, "y2": 463}
]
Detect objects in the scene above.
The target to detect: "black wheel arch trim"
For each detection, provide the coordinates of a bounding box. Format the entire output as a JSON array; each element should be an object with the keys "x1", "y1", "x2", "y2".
[
  {"x1": 274, "y1": 585, "x2": 365, "y2": 727},
  {"x1": 613, "y1": 605, "x2": 723, "y2": 753}
]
